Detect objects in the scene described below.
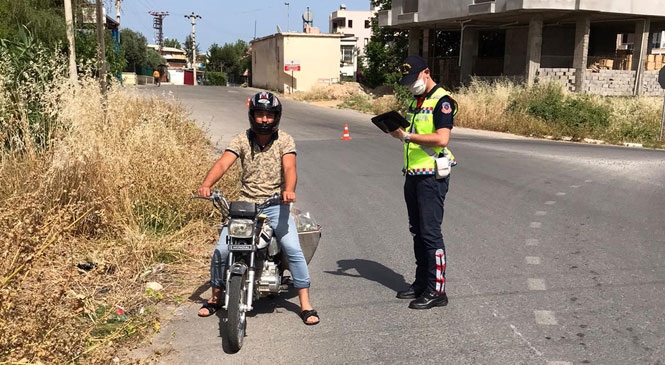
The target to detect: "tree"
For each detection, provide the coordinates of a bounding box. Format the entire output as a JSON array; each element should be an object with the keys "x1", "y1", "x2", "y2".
[
  {"x1": 360, "y1": 0, "x2": 408, "y2": 88},
  {"x1": 206, "y1": 40, "x2": 249, "y2": 84},
  {"x1": 184, "y1": 35, "x2": 201, "y2": 62},
  {"x1": 145, "y1": 48, "x2": 163, "y2": 70},
  {"x1": 76, "y1": 28, "x2": 126, "y2": 77},
  {"x1": 121, "y1": 28, "x2": 148, "y2": 73},
  {"x1": 164, "y1": 37, "x2": 182, "y2": 49},
  {"x1": 0, "y1": 0, "x2": 67, "y2": 47}
]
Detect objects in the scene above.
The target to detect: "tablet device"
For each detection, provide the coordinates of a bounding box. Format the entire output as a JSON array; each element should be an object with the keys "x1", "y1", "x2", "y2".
[{"x1": 370, "y1": 110, "x2": 410, "y2": 133}]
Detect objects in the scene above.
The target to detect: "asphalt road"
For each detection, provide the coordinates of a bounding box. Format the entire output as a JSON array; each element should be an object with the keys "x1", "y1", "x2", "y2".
[{"x1": 131, "y1": 85, "x2": 665, "y2": 365}]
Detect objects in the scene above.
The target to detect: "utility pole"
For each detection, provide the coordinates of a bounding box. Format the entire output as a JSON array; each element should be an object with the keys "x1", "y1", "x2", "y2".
[
  {"x1": 64, "y1": 0, "x2": 77, "y2": 84},
  {"x1": 184, "y1": 12, "x2": 202, "y2": 86},
  {"x1": 285, "y1": 2, "x2": 290, "y2": 32},
  {"x1": 115, "y1": 0, "x2": 122, "y2": 43},
  {"x1": 149, "y1": 11, "x2": 169, "y2": 54},
  {"x1": 95, "y1": 0, "x2": 107, "y2": 92}
]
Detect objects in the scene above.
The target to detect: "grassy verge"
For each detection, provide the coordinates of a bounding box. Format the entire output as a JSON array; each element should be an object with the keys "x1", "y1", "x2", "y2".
[
  {"x1": 0, "y1": 72, "x2": 240, "y2": 362},
  {"x1": 289, "y1": 79, "x2": 665, "y2": 148}
]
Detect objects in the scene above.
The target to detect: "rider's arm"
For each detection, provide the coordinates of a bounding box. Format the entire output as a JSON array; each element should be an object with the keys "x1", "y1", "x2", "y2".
[
  {"x1": 197, "y1": 151, "x2": 237, "y2": 196},
  {"x1": 282, "y1": 152, "x2": 297, "y2": 203}
]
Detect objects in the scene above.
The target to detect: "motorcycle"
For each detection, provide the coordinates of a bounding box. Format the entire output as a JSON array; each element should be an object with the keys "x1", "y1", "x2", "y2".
[{"x1": 194, "y1": 190, "x2": 305, "y2": 352}]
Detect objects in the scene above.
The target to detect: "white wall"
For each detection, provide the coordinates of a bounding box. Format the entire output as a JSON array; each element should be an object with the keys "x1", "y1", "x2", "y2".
[{"x1": 168, "y1": 69, "x2": 185, "y2": 85}]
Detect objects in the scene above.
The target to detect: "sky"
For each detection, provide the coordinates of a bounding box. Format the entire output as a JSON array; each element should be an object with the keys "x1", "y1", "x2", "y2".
[{"x1": 114, "y1": 0, "x2": 374, "y2": 52}]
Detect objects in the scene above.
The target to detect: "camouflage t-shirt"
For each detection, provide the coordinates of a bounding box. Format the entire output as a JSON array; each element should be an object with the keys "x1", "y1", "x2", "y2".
[{"x1": 226, "y1": 129, "x2": 297, "y2": 204}]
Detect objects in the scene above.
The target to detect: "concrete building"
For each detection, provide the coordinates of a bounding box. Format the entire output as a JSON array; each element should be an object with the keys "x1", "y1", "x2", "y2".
[
  {"x1": 251, "y1": 32, "x2": 342, "y2": 93},
  {"x1": 378, "y1": 0, "x2": 665, "y2": 96},
  {"x1": 329, "y1": 4, "x2": 376, "y2": 78},
  {"x1": 146, "y1": 45, "x2": 189, "y2": 85}
]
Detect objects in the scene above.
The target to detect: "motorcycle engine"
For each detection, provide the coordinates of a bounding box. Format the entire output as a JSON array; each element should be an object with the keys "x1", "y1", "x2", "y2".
[{"x1": 257, "y1": 260, "x2": 282, "y2": 293}]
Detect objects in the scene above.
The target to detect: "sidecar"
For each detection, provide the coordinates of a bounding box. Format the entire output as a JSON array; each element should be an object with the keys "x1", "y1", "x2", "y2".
[{"x1": 298, "y1": 226, "x2": 321, "y2": 265}]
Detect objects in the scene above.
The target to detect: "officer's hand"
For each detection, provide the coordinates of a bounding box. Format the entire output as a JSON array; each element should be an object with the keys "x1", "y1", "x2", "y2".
[{"x1": 389, "y1": 128, "x2": 405, "y2": 140}]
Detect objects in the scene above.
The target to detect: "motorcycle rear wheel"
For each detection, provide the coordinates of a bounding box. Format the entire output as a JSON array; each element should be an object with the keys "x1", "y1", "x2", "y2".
[{"x1": 226, "y1": 273, "x2": 247, "y2": 352}]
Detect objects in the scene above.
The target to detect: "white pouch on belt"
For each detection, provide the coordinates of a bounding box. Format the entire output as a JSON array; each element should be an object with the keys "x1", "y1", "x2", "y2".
[{"x1": 433, "y1": 155, "x2": 451, "y2": 179}]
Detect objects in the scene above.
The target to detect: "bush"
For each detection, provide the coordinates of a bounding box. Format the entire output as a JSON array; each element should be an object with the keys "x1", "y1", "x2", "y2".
[
  {"x1": 0, "y1": 43, "x2": 241, "y2": 362},
  {"x1": 507, "y1": 82, "x2": 610, "y2": 138},
  {"x1": 205, "y1": 71, "x2": 227, "y2": 86}
]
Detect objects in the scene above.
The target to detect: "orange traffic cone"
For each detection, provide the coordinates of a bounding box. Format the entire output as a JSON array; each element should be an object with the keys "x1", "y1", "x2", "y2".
[
  {"x1": 246, "y1": 97, "x2": 251, "y2": 108},
  {"x1": 340, "y1": 123, "x2": 352, "y2": 140}
]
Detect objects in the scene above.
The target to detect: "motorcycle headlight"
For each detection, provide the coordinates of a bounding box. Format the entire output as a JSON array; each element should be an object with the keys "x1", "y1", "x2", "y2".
[{"x1": 228, "y1": 219, "x2": 254, "y2": 238}]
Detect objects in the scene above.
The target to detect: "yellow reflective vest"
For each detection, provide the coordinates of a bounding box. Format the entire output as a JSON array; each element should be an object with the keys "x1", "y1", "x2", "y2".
[{"x1": 403, "y1": 86, "x2": 458, "y2": 175}]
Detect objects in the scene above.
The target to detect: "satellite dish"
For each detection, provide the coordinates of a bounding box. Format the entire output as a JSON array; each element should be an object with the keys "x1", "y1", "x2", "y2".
[
  {"x1": 276, "y1": 25, "x2": 282, "y2": 33},
  {"x1": 302, "y1": 9, "x2": 314, "y2": 23}
]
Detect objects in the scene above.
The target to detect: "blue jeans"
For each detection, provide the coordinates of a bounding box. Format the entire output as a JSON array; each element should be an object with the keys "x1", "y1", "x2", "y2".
[{"x1": 210, "y1": 204, "x2": 311, "y2": 289}]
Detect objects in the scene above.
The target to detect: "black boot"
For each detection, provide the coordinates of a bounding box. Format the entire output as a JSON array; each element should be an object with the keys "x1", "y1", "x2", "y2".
[
  {"x1": 408, "y1": 292, "x2": 448, "y2": 309},
  {"x1": 396, "y1": 286, "x2": 425, "y2": 299}
]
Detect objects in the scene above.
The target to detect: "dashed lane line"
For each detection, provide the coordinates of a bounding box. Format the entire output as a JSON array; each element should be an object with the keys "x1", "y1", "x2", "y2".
[
  {"x1": 526, "y1": 238, "x2": 540, "y2": 246},
  {"x1": 525, "y1": 256, "x2": 541, "y2": 265},
  {"x1": 534, "y1": 310, "x2": 558, "y2": 325},
  {"x1": 527, "y1": 278, "x2": 547, "y2": 291}
]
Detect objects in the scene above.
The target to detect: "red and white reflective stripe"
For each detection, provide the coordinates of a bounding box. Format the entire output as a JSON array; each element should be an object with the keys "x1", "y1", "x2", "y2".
[{"x1": 435, "y1": 249, "x2": 446, "y2": 293}]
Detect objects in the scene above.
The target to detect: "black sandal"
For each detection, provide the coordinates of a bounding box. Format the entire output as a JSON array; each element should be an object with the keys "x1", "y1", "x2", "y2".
[
  {"x1": 198, "y1": 302, "x2": 220, "y2": 317},
  {"x1": 300, "y1": 309, "x2": 320, "y2": 325}
]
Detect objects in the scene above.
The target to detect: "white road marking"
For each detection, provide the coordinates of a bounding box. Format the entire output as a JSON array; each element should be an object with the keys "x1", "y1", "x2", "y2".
[
  {"x1": 545, "y1": 201, "x2": 556, "y2": 205},
  {"x1": 547, "y1": 362, "x2": 573, "y2": 365},
  {"x1": 510, "y1": 324, "x2": 543, "y2": 357},
  {"x1": 526, "y1": 238, "x2": 539, "y2": 246},
  {"x1": 528, "y1": 278, "x2": 547, "y2": 291},
  {"x1": 585, "y1": 179, "x2": 593, "y2": 183},
  {"x1": 525, "y1": 256, "x2": 541, "y2": 265},
  {"x1": 569, "y1": 185, "x2": 581, "y2": 188},
  {"x1": 535, "y1": 211, "x2": 547, "y2": 216},
  {"x1": 530, "y1": 222, "x2": 542, "y2": 228},
  {"x1": 534, "y1": 310, "x2": 558, "y2": 325},
  {"x1": 556, "y1": 192, "x2": 566, "y2": 196}
]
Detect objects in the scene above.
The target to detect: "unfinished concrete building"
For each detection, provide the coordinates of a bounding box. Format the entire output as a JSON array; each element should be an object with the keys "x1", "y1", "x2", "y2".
[{"x1": 378, "y1": 0, "x2": 665, "y2": 95}]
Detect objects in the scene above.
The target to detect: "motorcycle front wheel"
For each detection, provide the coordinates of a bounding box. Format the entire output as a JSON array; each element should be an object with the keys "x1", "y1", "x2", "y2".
[{"x1": 226, "y1": 273, "x2": 247, "y2": 352}]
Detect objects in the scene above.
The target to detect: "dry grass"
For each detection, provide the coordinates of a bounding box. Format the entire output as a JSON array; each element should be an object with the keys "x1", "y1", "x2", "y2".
[
  {"x1": 0, "y1": 75, "x2": 238, "y2": 363},
  {"x1": 283, "y1": 82, "x2": 403, "y2": 114}
]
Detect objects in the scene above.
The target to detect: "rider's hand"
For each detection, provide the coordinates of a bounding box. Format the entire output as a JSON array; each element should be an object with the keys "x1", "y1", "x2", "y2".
[
  {"x1": 197, "y1": 185, "x2": 211, "y2": 198},
  {"x1": 282, "y1": 191, "x2": 296, "y2": 204}
]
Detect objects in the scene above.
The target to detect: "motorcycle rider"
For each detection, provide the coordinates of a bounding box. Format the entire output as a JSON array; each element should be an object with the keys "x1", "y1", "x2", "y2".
[{"x1": 196, "y1": 91, "x2": 320, "y2": 325}]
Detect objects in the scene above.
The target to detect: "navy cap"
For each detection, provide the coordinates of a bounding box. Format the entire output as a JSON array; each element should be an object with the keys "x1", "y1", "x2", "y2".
[{"x1": 399, "y1": 55, "x2": 428, "y2": 85}]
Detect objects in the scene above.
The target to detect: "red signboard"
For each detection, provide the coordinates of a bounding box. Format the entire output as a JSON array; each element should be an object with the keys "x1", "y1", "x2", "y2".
[{"x1": 284, "y1": 65, "x2": 301, "y2": 71}]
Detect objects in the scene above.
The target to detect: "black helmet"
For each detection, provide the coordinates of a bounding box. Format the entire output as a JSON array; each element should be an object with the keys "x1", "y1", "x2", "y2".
[{"x1": 248, "y1": 91, "x2": 282, "y2": 135}]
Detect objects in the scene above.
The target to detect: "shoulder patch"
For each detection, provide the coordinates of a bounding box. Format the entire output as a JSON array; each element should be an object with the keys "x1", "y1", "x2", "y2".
[{"x1": 441, "y1": 102, "x2": 452, "y2": 114}]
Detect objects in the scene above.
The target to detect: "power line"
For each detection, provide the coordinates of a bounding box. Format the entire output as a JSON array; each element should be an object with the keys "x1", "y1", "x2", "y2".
[
  {"x1": 184, "y1": 12, "x2": 202, "y2": 85},
  {"x1": 148, "y1": 11, "x2": 169, "y2": 53}
]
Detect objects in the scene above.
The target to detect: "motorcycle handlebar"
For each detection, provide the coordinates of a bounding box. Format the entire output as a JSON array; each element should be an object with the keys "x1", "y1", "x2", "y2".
[
  {"x1": 191, "y1": 189, "x2": 229, "y2": 213},
  {"x1": 191, "y1": 191, "x2": 282, "y2": 214}
]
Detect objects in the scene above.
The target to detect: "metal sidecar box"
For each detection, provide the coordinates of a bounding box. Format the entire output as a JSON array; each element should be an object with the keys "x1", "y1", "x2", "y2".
[
  {"x1": 298, "y1": 225, "x2": 321, "y2": 264},
  {"x1": 282, "y1": 226, "x2": 321, "y2": 271}
]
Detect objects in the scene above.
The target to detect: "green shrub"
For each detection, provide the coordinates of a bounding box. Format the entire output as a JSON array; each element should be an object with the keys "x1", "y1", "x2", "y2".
[
  {"x1": 205, "y1": 72, "x2": 227, "y2": 86},
  {"x1": 339, "y1": 93, "x2": 374, "y2": 113},
  {"x1": 507, "y1": 82, "x2": 610, "y2": 138}
]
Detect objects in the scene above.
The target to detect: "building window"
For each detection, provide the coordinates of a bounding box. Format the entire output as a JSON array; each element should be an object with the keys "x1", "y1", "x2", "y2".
[
  {"x1": 403, "y1": 0, "x2": 418, "y2": 13},
  {"x1": 364, "y1": 20, "x2": 370, "y2": 28},
  {"x1": 364, "y1": 38, "x2": 368, "y2": 46},
  {"x1": 342, "y1": 46, "x2": 354, "y2": 63},
  {"x1": 348, "y1": 20, "x2": 353, "y2": 28},
  {"x1": 653, "y1": 32, "x2": 662, "y2": 48}
]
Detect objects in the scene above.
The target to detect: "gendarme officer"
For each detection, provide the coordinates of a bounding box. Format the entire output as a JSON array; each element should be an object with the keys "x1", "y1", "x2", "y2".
[{"x1": 389, "y1": 55, "x2": 458, "y2": 309}]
